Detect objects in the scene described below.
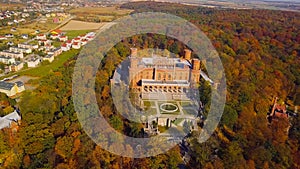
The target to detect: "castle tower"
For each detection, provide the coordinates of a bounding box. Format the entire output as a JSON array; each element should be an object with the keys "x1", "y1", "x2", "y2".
[
  {"x1": 191, "y1": 59, "x2": 201, "y2": 84},
  {"x1": 130, "y1": 48, "x2": 138, "y2": 57},
  {"x1": 184, "y1": 49, "x2": 192, "y2": 60},
  {"x1": 192, "y1": 59, "x2": 200, "y2": 70}
]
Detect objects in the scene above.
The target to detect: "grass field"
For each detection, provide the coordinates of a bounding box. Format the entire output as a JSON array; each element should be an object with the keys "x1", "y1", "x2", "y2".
[
  {"x1": 61, "y1": 20, "x2": 106, "y2": 31},
  {"x1": 65, "y1": 30, "x2": 93, "y2": 39},
  {"x1": 69, "y1": 7, "x2": 133, "y2": 16},
  {"x1": 1, "y1": 49, "x2": 80, "y2": 78},
  {"x1": 0, "y1": 3, "x2": 24, "y2": 10}
]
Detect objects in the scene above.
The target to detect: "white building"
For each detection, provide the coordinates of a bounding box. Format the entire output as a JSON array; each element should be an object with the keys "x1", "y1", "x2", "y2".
[
  {"x1": 27, "y1": 57, "x2": 40, "y2": 68},
  {"x1": 9, "y1": 61, "x2": 24, "y2": 72},
  {"x1": 43, "y1": 54, "x2": 54, "y2": 63},
  {"x1": 0, "y1": 50, "x2": 23, "y2": 59},
  {"x1": 72, "y1": 42, "x2": 81, "y2": 49},
  {"x1": 0, "y1": 81, "x2": 25, "y2": 97},
  {"x1": 0, "y1": 110, "x2": 21, "y2": 130},
  {"x1": 9, "y1": 47, "x2": 32, "y2": 54},
  {"x1": 18, "y1": 43, "x2": 38, "y2": 50},
  {"x1": 0, "y1": 56, "x2": 15, "y2": 64}
]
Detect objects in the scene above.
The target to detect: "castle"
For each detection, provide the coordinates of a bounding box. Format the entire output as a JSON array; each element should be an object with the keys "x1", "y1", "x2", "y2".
[{"x1": 128, "y1": 48, "x2": 201, "y2": 100}]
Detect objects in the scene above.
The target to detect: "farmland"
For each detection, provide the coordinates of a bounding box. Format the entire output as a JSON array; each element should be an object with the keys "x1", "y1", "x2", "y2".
[{"x1": 60, "y1": 20, "x2": 107, "y2": 31}]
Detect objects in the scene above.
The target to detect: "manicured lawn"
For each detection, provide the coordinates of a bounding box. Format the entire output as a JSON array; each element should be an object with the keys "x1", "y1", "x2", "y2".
[
  {"x1": 65, "y1": 30, "x2": 92, "y2": 39},
  {"x1": 182, "y1": 109, "x2": 198, "y2": 116},
  {"x1": 143, "y1": 108, "x2": 157, "y2": 116}
]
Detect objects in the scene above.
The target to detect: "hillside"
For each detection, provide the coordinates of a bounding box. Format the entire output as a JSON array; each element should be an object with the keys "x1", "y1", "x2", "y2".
[{"x1": 0, "y1": 2, "x2": 299, "y2": 168}]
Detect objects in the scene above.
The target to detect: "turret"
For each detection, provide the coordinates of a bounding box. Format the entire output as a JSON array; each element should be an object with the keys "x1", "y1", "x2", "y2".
[{"x1": 184, "y1": 49, "x2": 192, "y2": 60}]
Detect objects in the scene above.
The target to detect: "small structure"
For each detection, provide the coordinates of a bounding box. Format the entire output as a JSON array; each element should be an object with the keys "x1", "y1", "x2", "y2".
[
  {"x1": 0, "y1": 36, "x2": 7, "y2": 40},
  {"x1": 21, "y1": 34, "x2": 29, "y2": 39},
  {"x1": 59, "y1": 35, "x2": 68, "y2": 42},
  {"x1": 51, "y1": 29, "x2": 62, "y2": 35},
  {"x1": 81, "y1": 39, "x2": 88, "y2": 46},
  {"x1": 72, "y1": 42, "x2": 81, "y2": 49},
  {"x1": 61, "y1": 43, "x2": 70, "y2": 51},
  {"x1": 38, "y1": 39, "x2": 52, "y2": 46},
  {"x1": 0, "y1": 81, "x2": 25, "y2": 97},
  {"x1": 0, "y1": 110, "x2": 21, "y2": 130},
  {"x1": 50, "y1": 34, "x2": 59, "y2": 40},
  {"x1": 36, "y1": 34, "x2": 47, "y2": 40},
  {"x1": 267, "y1": 97, "x2": 289, "y2": 123}
]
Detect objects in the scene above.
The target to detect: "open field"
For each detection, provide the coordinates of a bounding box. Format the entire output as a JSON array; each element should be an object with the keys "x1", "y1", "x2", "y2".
[
  {"x1": 65, "y1": 30, "x2": 92, "y2": 39},
  {"x1": 69, "y1": 7, "x2": 133, "y2": 16},
  {"x1": 19, "y1": 49, "x2": 79, "y2": 77},
  {"x1": 0, "y1": 49, "x2": 79, "y2": 79},
  {"x1": 0, "y1": 3, "x2": 24, "y2": 10},
  {"x1": 60, "y1": 20, "x2": 107, "y2": 31}
]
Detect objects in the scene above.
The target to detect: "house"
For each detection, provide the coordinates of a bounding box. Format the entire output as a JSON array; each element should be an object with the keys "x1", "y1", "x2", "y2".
[
  {"x1": 9, "y1": 47, "x2": 32, "y2": 54},
  {"x1": 5, "y1": 34, "x2": 14, "y2": 38},
  {"x1": 9, "y1": 61, "x2": 24, "y2": 72},
  {"x1": 0, "y1": 36, "x2": 7, "y2": 40},
  {"x1": 38, "y1": 39, "x2": 52, "y2": 46},
  {"x1": 7, "y1": 41, "x2": 14, "y2": 46},
  {"x1": 85, "y1": 36, "x2": 94, "y2": 41},
  {"x1": 66, "y1": 40, "x2": 73, "y2": 47},
  {"x1": 0, "y1": 56, "x2": 15, "y2": 64},
  {"x1": 21, "y1": 34, "x2": 29, "y2": 39},
  {"x1": 61, "y1": 43, "x2": 70, "y2": 51},
  {"x1": 81, "y1": 39, "x2": 88, "y2": 46},
  {"x1": 0, "y1": 50, "x2": 23, "y2": 59},
  {"x1": 73, "y1": 38, "x2": 81, "y2": 43},
  {"x1": 72, "y1": 42, "x2": 81, "y2": 49},
  {"x1": 36, "y1": 34, "x2": 47, "y2": 40},
  {"x1": 18, "y1": 43, "x2": 38, "y2": 50},
  {"x1": 43, "y1": 54, "x2": 54, "y2": 63},
  {"x1": 48, "y1": 47, "x2": 62, "y2": 57},
  {"x1": 59, "y1": 35, "x2": 68, "y2": 42},
  {"x1": 50, "y1": 34, "x2": 59, "y2": 40},
  {"x1": 27, "y1": 57, "x2": 40, "y2": 68},
  {"x1": 0, "y1": 110, "x2": 21, "y2": 130},
  {"x1": 10, "y1": 27, "x2": 17, "y2": 32},
  {"x1": 0, "y1": 81, "x2": 25, "y2": 97}
]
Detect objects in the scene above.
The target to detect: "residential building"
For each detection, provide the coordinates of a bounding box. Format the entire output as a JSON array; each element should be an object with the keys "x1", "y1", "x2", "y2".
[
  {"x1": 50, "y1": 34, "x2": 59, "y2": 40},
  {"x1": 0, "y1": 56, "x2": 15, "y2": 64},
  {"x1": 0, "y1": 81, "x2": 25, "y2": 97},
  {"x1": 61, "y1": 43, "x2": 70, "y2": 51},
  {"x1": 9, "y1": 61, "x2": 24, "y2": 72},
  {"x1": 27, "y1": 57, "x2": 40, "y2": 68},
  {"x1": 9, "y1": 47, "x2": 32, "y2": 54},
  {"x1": 59, "y1": 35, "x2": 68, "y2": 42},
  {"x1": 47, "y1": 47, "x2": 62, "y2": 57},
  {"x1": 0, "y1": 50, "x2": 23, "y2": 59},
  {"x1": 0, "y1": 110, "x2": 21, "y2": 130},
  {"x1": 72, "y1": 42, "x2": 81, "y2": 49},
  {"x1": 18, "y1": 43, "x2": 38, "y2": 50},
  {"x1": 43, "y1": 54, "x2": 54, "y2": 63},
  {"x1": 36, "y1": 34, "x2": 47, "y2": 40}
]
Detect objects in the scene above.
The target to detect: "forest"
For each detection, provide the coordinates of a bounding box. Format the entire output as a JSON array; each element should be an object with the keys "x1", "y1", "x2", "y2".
[{"x1": 0, "y1": 1, "x2": 300, "y2": 168}]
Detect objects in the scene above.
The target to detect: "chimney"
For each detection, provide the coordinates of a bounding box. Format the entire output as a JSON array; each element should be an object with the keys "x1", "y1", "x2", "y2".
[
  {"x1": 184, "y1": 49, "x2": 192, "y2": 60},
  {"x1": 192, "y1": 59, "x2": 200, "y2": 70}
]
